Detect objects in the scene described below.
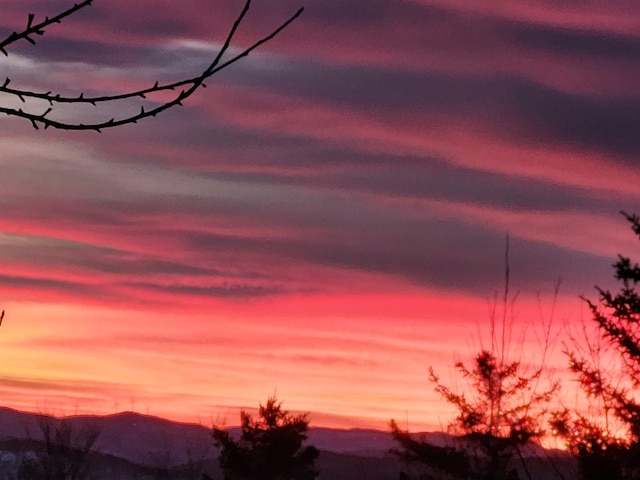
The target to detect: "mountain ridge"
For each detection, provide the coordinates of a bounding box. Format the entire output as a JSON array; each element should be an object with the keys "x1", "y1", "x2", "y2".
[
  {"x1": 0, "y1": 406, "x2": 569, "y2": 467},
  {"x1": 0, "y1": 406, "x2": 403, "y2": 466}
]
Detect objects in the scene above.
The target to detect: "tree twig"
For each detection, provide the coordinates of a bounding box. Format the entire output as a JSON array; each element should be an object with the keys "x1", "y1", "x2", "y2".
[{"x1": 0, "y1": 1, "x2": 304, "y2": 131}]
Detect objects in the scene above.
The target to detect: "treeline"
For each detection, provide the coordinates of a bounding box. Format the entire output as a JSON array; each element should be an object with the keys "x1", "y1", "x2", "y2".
[
  {"x1": 9, "y1": 213, "x2": 640, "y2": 480},
  {"x1": 389, "y1": 212, "x2": 640, "y2": 480}
]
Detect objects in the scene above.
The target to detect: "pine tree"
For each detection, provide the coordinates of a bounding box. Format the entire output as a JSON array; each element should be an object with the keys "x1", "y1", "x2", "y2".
[
  {"x1": 552, "y1": 212, "x2": 640, "y2": 480},
  {"x1": 392, "y1": 240, "x2": 559, "y2": 480},
  {"x1": 212, "y1": 396, "x2": 319, "y2": 480}
]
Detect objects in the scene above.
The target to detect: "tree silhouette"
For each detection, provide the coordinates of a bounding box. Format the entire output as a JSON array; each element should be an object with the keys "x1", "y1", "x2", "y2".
[
  {"x1": 19, "y1": 415, "x2": 100, "y2": 480},
  {"x1": 392, "y1": 349, "x2": 557, "y2": 480},
  {"x1": 551, "y1": 212, "x2": 640, "y2": 480},
  {"x1": 392, "y1": 241, "x2": 559, "y2": 480},
  {"x1": 0, "y1": 0, "x2": 303, "y2": 131},
  {"x1": 390, "y1": 424, "x2": 472, "y2": 480},
  {"x1": 212, "y1": 396, "x2": 319, "y2": 480}
]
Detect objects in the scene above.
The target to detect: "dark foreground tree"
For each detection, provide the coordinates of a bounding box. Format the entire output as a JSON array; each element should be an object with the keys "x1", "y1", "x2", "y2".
[
  {"x1": 212, "y1": 396, "x2": 319, "y2": 480},
  {"x1": 390, "y1": 422, "x2": 472, "y2": 480},
  {"x1": 392, "y1": 349, "x2": 557, "y2": 480},
  {"x1": 0, "y1": 0, "x2": 303, "y2": 131},
  {"x1": 18, "y1": 414, "x2": 100, "y2": 480},
  {"x1": 392, "y1": 241, "x2": 559, "y2": 480},
  {"x1": 551, "y1": 212, "x2": 640, "y2": 480}
]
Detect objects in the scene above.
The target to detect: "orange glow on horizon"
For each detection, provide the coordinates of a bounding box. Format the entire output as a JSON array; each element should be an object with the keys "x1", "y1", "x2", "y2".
[
  {"x1": 1, "y1": 0, "x2": 638, "y2": 452},
  {"x1": 0, "y1": 289, "x2": 586, "y2": 433}
]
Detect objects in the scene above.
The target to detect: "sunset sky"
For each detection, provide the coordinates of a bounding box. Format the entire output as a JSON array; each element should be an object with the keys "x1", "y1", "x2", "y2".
[{"x1": 0, "y1": 0, "x2": 639, "y2": 432}]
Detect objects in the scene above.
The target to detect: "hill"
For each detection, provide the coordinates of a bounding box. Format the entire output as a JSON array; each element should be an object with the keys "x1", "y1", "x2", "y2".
[{"x1": 0, "y1": 407, "x2": 575, "y2": 479}]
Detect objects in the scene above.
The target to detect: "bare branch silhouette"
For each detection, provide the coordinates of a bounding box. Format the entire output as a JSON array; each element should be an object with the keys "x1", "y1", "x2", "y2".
[
  {"x1": 0, "y1": 1, "x2": 95, "y2": 55},
  {"x1": 0, "y1": 0, "x2": 303, "y2": 131}
]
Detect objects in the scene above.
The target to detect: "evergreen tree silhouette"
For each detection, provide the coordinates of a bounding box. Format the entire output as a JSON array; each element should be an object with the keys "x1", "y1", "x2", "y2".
[
  {"x1": 212, "y1": 396, "x2": 319, "y2": 480},
  {"x1": 552, "y1": 212, "x2": 640, "y2": 480}
]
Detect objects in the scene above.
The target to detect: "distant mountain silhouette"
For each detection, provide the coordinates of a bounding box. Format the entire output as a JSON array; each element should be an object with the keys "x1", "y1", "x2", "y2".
[
  {"x1": 0, "y1": 407, "x2": 429, "y2": 465},
  {"x1": 0, "y1": 407, "x2": 212, "y2": 467},
  {"x1": 0, "y1": 407, "x2": 572, "y2": 474}
]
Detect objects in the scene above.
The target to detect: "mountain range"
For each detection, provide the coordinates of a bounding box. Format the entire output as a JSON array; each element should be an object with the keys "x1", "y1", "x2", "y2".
[{"x1": 0, "y1": 407, "x2": 575, "y2": 479}]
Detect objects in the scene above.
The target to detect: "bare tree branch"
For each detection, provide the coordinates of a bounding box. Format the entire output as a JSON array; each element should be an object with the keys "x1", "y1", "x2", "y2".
[
  {"x1": 0, "y1": 0, "x2": 304, "y2": 131},
  {"x1": 0, "y1": 0, "x2": 94, "y2": 56}
]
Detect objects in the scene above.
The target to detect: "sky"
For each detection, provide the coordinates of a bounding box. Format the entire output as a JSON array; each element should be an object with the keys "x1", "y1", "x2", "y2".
[{"x1": 0, "y1": 0, "x2": 639, "y2": 432}]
